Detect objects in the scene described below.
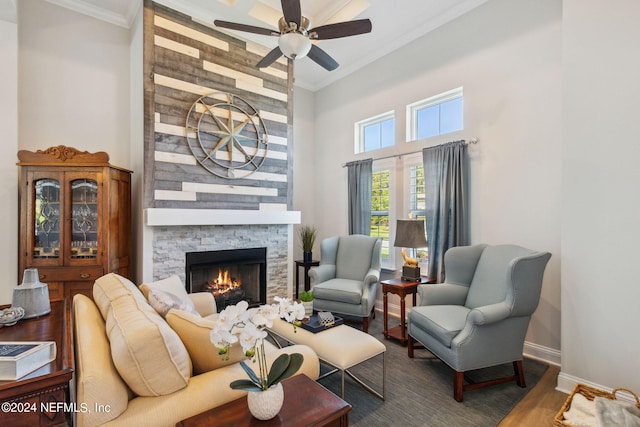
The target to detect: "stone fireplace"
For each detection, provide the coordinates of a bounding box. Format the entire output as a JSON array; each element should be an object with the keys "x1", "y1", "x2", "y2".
[
  {"x1": 185, "y1": 247, "x2": 267, "y2": 309},
  {"x1": 145, "y1": 209, "x2": 300, "y2": 305}
]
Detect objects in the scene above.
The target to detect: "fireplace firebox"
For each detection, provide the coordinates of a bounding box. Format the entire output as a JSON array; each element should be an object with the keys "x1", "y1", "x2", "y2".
[{"x1": 185, "y1": 248, "x2": 267, "y2": 309}]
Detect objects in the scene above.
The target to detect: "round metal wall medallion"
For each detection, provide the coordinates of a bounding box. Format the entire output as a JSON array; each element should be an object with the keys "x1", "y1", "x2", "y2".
[{"x1": 186, "y1": 92, "x2": 269, "y2": 179}]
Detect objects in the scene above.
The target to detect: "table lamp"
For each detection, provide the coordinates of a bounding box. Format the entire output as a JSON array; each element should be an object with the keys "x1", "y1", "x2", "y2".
[{"x1": 394, "y1": 219, "x2": 428, "y2": 281}]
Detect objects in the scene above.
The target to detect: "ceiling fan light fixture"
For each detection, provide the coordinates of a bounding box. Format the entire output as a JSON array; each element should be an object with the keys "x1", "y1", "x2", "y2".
[{"x1": 278, "y1": 32, "x2": 312, "y2": 59}]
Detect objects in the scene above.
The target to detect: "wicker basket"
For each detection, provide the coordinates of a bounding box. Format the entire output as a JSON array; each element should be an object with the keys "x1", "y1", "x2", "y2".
[{"x1": 554, "y1": 383, "x2": 640, "y2": 426}]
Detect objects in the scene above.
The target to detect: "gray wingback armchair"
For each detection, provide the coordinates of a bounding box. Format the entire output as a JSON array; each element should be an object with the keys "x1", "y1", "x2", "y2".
[
  {"x1": 407, "y1": 244, "x2": 551, "y2": 402},
  {"x1": 309, "y1": 235, "x2": 382, "y2": 333}
]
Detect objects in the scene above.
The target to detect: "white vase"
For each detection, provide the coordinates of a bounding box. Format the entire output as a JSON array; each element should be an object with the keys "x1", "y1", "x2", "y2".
[{"x1": 246, "y1": 382, "x2": 284, "y2": 420}]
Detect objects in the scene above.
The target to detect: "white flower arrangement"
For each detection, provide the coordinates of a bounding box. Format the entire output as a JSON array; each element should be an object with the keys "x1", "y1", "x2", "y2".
[{"x1": 210, "y1": 297, "x2": 306, "y2": 392}]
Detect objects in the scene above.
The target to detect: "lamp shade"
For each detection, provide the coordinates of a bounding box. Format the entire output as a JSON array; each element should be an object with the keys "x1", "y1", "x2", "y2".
[
  {"x1": 393, "y1": 219, "x2": 428, "y2": 248},
  {"x1": 278, "y1": 32, "x2": 312, "y2": 59}
]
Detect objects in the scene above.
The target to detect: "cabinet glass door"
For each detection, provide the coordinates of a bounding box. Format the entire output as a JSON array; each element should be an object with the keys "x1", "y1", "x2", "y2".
[
  {"x1": 70, "y1": 179, "x2": 98, "y2": 259},
  {"x1": 34, "y1": 178, "x2": 61, "y2": 259}
]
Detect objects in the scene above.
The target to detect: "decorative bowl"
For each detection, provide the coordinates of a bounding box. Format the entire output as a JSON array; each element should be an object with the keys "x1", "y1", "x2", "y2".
[{"x1": 0, "y1": 306, "x2": 26, "y2": 327}]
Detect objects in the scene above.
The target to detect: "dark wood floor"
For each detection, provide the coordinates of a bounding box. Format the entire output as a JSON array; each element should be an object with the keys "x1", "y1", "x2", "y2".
[{"x1": 499, "y1": 364, "x2": 568, "y2": 426}]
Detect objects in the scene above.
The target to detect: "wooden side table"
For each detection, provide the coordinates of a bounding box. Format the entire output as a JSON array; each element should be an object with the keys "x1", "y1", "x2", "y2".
[
  {"x1": 0, "y1": 300, "x2": 73, "y2": 427},
  {"x1": 381, "y1": 277, "x2": 433, "y2": 345},
  {"x1": 294, "y1": 259, "x2": 319, "y2": 299},
  {"x1": 176, "y1": 373, "x2": 351, "y2": 426}
]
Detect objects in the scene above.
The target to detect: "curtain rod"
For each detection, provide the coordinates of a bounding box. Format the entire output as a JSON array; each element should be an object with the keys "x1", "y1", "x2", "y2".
[{"x1": 342, "y1": 138, "x2": 478, "y2": 167}]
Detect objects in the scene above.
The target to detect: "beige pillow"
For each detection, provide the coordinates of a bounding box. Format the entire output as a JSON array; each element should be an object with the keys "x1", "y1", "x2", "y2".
[
  {"x1": 140, "y1": 275, "x2": 198, "y2": 315},
  {"x1": 148, "y1": 288, "x2": 199, "y2": 318},
  {"x1": 93, "y1": 273, "x2": 192, "y2": 396},
  {"x1": 165, "y1": 308, "x2": 246, "y2": 375},
  {"x1": 93, "y1": 272, "x2": 144, "y2": 320}
]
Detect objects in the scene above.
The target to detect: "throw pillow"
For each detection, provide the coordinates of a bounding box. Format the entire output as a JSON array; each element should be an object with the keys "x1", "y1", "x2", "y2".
[
  {"x1": 93, "y1": 273, "x2": 192, "y2": 397},
  {"x1": 140, "y1": 275, "x2": 198, "y2": 316},
  {"x1": 148, "y1": 288, "x2": 199, "y2": 318},
  {"x1": 93, "y1": 272, "x2": 145, "y2": 320},
  {"x1": 165, "y1": 308, "x2": 246, "y2": 374},
  {"x1": 106, "y1": 293, "x2": 192, "y2": 396}
]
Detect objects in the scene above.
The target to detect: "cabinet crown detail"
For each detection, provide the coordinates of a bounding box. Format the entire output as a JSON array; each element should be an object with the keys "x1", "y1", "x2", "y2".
[{"x1": 17, "y1": 145, "x2": 112, "y2": 167}]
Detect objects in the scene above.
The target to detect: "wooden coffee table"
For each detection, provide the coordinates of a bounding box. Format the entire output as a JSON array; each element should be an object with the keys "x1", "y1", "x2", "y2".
[{"x1": 176, "y1": 374, "x2": 351, "y2": 426}]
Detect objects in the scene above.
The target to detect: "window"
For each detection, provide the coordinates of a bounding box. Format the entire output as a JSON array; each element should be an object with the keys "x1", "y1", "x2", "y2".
[
  {"x1": 368, "y1": 158, "x2": 428, "y2": 270},
  {"x1": 370, "y1": 169, "x2": 390, "y2": 261},
  {"x1": 408, "y1": 165, "x2": 425, "y2": 220},
  {"x1": 407, "y1": 87, "x2": 463, "y2": 141},
  {"x1": 408, "y1": 164, "x2": 428, "y2": 263},
  {"x1": 355, "y1": 111, "x2": 395, "y2": 153}
]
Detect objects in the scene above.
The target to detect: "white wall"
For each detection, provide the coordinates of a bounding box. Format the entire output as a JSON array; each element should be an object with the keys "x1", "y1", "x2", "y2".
[
  {"x1": 17, "y1": 0, "x2": 131, "y2": 168},
  {"x1": 0, "y1": 0, "x2": 132, "y2": 304},
  {"x1": 301, "y1": 0, "x2": 563, "y2": 357},
  {"x1": 292, "y1": 86, "x2": 317, "y2": 260},
  {"x1": 560, "y1": 0, "x2": 640, "y2": 393},
  {"x1": 0, "y1": 18, "x2": 18, "y2": 305}
]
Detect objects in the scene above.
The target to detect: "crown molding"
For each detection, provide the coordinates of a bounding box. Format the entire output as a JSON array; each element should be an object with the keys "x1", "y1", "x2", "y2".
[{"x1": 45, "y1": 0, "x2": 141, "y2": 28}]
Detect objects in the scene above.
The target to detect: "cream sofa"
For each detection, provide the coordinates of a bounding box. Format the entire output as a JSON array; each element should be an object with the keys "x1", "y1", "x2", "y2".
[{"x1": 72, "y1": 273, "x2": 320, "y2": 427}]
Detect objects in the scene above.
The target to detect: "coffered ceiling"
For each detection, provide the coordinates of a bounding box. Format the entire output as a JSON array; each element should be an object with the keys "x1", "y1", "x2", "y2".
[{"x1": 7, "y1": 0, "x2": 489, "y2": 91}]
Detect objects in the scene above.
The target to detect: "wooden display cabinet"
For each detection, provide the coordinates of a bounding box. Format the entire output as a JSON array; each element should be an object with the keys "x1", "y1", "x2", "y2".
[{"x1": 17, "y1": 145, "x2": 132, "y2": 303}]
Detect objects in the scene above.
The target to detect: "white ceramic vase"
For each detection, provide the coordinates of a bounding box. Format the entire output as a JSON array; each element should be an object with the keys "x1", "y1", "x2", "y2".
[
  {"x1": 246, "y1": 382, "x2": 284, "y2": 420},
  {"x1": 302, "y1": 301, "x2": 313, "y2": 317}
]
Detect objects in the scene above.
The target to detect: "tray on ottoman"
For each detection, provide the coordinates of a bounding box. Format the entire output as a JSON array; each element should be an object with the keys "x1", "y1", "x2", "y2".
[{"x1": 300, "y1": 313, "x2": 343, "y2": 333}]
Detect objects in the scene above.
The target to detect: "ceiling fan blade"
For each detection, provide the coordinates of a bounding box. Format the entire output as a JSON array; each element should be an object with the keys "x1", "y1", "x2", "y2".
[
  {"x1": 310, "y1": 19, "x2": 372, "y2": 40},
  {"x1": 214, "y1": 20, "x2": 279, "y2": 37},
  {"x1": 281, "y1": 0, "x2": 302, "y2": 27},
  {"x1": 307, "y1": 45, "x2": 339, "y2": 71},
  {"x1": 256, "y1": 47, "x2": 284, "y2": 68}
]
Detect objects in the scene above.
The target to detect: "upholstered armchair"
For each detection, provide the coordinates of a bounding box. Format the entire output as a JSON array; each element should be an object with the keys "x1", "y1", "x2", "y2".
[
  {"x1": 309, "y1": 235, "x2": 382, "y2": 333},
  {"x1": 407, "y1": 244, "x2": 551, "y2": 402}
]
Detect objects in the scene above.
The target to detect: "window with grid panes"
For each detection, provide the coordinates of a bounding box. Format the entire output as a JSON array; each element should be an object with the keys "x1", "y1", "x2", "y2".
[
  {"x1": 409, "y1": 165, "x2": 428, "y2": 263},
  {"x1": 407, "y1": 87, "x2": 463, "y2": 142},
  {"x1": 355, "y1": 111, "x2": 395, "y2": 153},
  {"x1": 370, "y1": 169, "x2": 390, "y2": 260}
]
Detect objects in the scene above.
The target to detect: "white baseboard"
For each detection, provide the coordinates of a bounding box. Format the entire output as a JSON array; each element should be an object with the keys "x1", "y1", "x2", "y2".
[
  {"x1": 556, "y1": 372, "x2": 638, "y2": 405},
  {"x1": 523, "y1": 341, "x2": 561, "y2": 367},
  {"x1": 557, "y1": 371, "x2": 584, "y2": 394}
]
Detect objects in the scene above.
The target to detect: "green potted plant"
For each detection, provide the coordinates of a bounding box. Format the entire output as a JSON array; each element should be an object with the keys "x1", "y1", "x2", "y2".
[
  {"x1": 299, "y1": 290, "x2": 314, "y2": 317},
  {"x1": 298, "y1": 225, "x2": 317, "y2": 263}
]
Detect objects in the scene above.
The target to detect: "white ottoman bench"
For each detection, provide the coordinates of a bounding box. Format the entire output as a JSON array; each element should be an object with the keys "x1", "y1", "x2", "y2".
[{"x1": 269, "y1": 318, "x2": 386, "y2": 400}]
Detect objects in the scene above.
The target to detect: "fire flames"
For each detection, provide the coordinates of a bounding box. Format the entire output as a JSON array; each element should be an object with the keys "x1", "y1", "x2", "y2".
[{"x1": 207, "y1": 269, "x2": 241, "y2": 296}]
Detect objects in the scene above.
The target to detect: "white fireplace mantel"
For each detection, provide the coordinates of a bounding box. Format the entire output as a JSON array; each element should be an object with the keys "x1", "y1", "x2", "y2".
[{"x1": 145, "y1": 208, "x2": 301, "y2": 226}]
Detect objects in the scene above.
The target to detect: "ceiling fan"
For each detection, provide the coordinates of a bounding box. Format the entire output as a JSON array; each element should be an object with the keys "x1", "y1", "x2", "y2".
[{"x1": 214, "y1": 0, "x2": 372, "y2": 71}]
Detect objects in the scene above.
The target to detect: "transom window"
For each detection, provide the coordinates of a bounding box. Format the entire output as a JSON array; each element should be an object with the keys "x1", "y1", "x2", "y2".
[
  {"x1": 355, "y1": 111, "x2": 395, "y2": 153},
  {"x1": 407, "y1": 87, "x2": 463, "y2": 141}
]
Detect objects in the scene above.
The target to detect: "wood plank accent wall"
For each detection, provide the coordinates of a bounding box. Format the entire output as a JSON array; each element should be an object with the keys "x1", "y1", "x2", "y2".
[{"x1": 143, "y1": 1, "x2": 293, "y2": 211}]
